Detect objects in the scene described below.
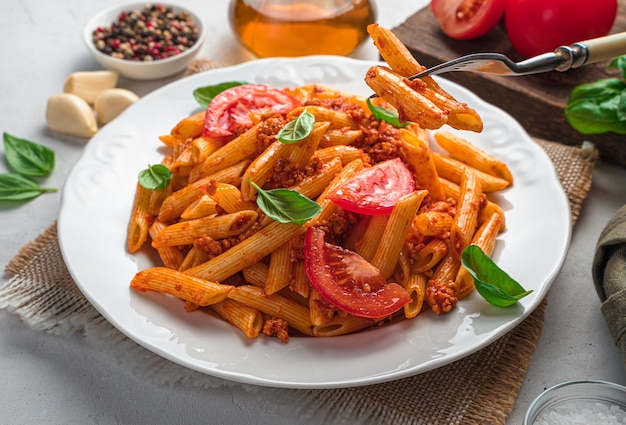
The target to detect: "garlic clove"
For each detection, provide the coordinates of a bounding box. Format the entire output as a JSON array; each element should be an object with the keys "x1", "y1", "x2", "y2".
[
  {"x1": 94, "y1": 88, "x2": 139, "y2": 125},
  {"x1": 63, "y1": 70, "x2": 119, "y2": 104},
  {"x1": 45, "y1": 93, "x2": 98, "y2": 138}
]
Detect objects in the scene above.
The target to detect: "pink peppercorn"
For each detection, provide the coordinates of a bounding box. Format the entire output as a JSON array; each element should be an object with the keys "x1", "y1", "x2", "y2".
[{"x1": 91, "y1": 4, "x2": 199, "y2": 62}]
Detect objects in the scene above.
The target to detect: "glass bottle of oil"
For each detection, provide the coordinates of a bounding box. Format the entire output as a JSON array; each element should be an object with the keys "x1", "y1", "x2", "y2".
[{"x1": 229, "y1": 0, "x2": 377, "y2": 57}]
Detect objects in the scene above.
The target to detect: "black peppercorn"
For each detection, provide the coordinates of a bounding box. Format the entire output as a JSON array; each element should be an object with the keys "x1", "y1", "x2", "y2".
[{"x1": 91, "y1": 4, "x2": 199, "y2": 61}]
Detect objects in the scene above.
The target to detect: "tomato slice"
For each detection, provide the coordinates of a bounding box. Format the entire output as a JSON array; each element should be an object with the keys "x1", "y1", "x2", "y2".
[
  {"x1": 327, "y1": 158, "x2": 415, "y2": 215},
  {"x1": 304, "y1": 227, "x2": 411, "y2": 319},
  {"x1": 431, "y1": 0, "x2": 507, "y2": 40},
  {"x1": 203, "y1": 84, "x2": 301, "y2": 137}
]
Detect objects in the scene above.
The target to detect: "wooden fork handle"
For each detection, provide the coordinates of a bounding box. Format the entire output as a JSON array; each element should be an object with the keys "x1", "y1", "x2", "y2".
[{"x1": 578, "y1": 32, "x2": 626, "y2": 65}]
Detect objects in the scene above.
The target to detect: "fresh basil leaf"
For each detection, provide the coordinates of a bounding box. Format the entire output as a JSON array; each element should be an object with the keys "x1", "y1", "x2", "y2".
[
  {"x1": 3, "y1": 132, "x2": 55, "y2": 177},
  {"x1": 0, "y1": 173, "x2": 57, "y2": 201},
  {"x1": 461, "y1": 244, "x2": 533, "y2": 307},
  {"x1": 617, "y1": 90, "x2": 626, "y2": 122},
  {"x1": 138, "y1": 164, "x2": 172, "y2": 190},
  {"x1": 250, "y1": 181, "x2": 321, "y2": 225},
  {"x1": 366, "y1": 98, "x2": 411, "y2": 127},
  {"x1": 193, "y1": 81, "x2": 249, "y2": 108},
  {"x1": 565, "y1": 78, "x2": 626, "y2": 134},
  {"x1": 608, "y1": 55, "x2": 626, "y2": 79},
  {"x1": 568, "y1": 78, "x2": 625, "y2": 104},
  {"x1": 276, "y1": 109, "x2": 315, "y2": 143}
]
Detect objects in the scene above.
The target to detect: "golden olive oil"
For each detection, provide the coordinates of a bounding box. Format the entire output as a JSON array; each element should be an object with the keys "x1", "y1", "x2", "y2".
[{"x1": 229, "y1": 0, "x2": 376, "y2": 57}]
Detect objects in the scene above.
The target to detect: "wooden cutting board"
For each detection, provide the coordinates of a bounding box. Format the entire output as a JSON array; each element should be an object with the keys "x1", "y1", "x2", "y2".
[{"x1": 391, "y1": 2, "x2": 626, "y2": 166}]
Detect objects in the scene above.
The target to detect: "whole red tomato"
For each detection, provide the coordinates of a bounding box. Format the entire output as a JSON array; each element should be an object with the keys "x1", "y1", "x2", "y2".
[{"x1": 505, "y1": 0, "x2": 618, "y2": 58}]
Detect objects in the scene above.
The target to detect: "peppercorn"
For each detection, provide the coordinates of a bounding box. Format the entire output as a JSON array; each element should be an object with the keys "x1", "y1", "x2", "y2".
[{"x1": 91, "y1": 4, "x2": 199, "y2": 61}]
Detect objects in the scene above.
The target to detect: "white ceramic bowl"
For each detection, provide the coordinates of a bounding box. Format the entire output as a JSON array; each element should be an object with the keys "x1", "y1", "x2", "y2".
[
  {"x1": 524, "y1": 380, "x2": 626, "y2": 425},
  {"x1": 83, "y1": 2, "x2": 206, "y2": 80}
]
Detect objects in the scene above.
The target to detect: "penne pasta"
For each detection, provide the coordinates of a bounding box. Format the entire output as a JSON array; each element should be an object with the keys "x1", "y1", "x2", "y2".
[
  {"x1": 287, "y1": 121, "x2": 329, "y2": 167},
  {"x1": 310, "y1": 158, "x2": 364, "y2": 227},
  {"x1": 290, "y1": 260, "x2": 310, "y2": 299},
  {"x1": 151, "y1": 210, "x2": 258, "y2": 248},
  {"x1": 434, "y1": 131, "x2": 513, "y2": 184},
  {"x1": 399, "y1": 129, "x2": 446, "y2": 201},
  {"x1": 365, "y1": 65, "x2": 449, "y2": 130},
  {"x1": 178, "y1": 246, "x2": 209, "y2": 272},
  {"x1": 240, "y1": 140, "x2": 294, "y2": 201},
  {"x1": 210, "y1": 299, "x2": 263, "y2": 339},
  {"x1": 312, "y1": 314, "x2": 376, "y2": 337},
  {"x1": 312, "y1": 145, "x2": 365, "y2": 166},
  {"x1": 289, "y1": 106, "x2": 357, "y2": 130},
  {"x1": 158, "y1": 133, "x2": 180, "y2": 148},
  {"x1": 366, "y1": 24, "x2": 483, "y2": 133},
  {"x1": 170, "y1": 142, "x2": 194, "y2": 176},
  {"x1": 192, "y1": 136, "x2": 224, "y2": 164},
  {"x1": 412, "y1": 211, "x2": 454, "y2": 237},
  {"x1": 354, "y1": 214, "x2": 390, "y2": 262},
  {"x1": 371, "y1": 190, "x2": 427, "y2": 279},
  {"x1": 431, "y1": 252, "x2": 461, "y2": 284},
  {"x1": 157, "y1": 161, "x2": 250, "y2": 222},
  {"x1": 432, "y1": 152, "x2": 510, "y2": 192},
  {"x1": 181, "y1": 194, "x2": 218, "y2": 219},
  {"x1": 403, "y1": 273, "x2": 427, "y2": 319},
  {"x1": 309, "y1": 288, "x2": 335, "y2": 326},
  {"x1": 321, "y1": 128, "x2": 363, "y2": 147},
  {"x1": 265, "y1": 242, "x2": 293, "y2": 295},
  {"x1": 242, "y1": 262, "x2": 269, "y2": 288},
  {"x1": 147, "y1": 184, "x2": 171, "y2": 217},
  {"x1": 367, "y1": 23, "x2": 423, "y2": 77},
  {"x1": 127, "y1": 182, "x2": 152, "y2": 253},
  {"x1": 189, "y1": 123, "x2": 261, "y2": 183},
  {"x1": 149, "y1": 219, "x2": 185, "y2": 270},
  {"x1": 209, "y1": 183, "x2": 257, "y2": 213},
  {"x1": 228, "y1": 285, "x2": 314, "y2": 336},
  {"x1": 291, "y1": 157, "x2": 343, "y2": 200},
  {"x1": 170, "y1": 111, "x2": 205, "y2": 140},
  {"x1": 411, "y1": 239, "x2": 449, "y2": 274},
  {"x1": 185, "y1": 221, "x2": 307, "y2": 282},
  {"x1": 449, "y1": 168, "x2": 482, "y2": 260},
  {"x1": 455, "y1": 212, "x2": 502, "y2": 299},
  {"x1": 131, "y1": 266, "x2": 233, "y2": 306},
  {"x1": 479, "y1": 200, "x2": 506, "y2": 232}
]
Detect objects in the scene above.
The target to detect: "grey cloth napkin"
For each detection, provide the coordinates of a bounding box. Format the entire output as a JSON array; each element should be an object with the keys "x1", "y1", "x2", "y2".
[{"x1": 593, "y1": 204, "x2": 626, "y2": 370}]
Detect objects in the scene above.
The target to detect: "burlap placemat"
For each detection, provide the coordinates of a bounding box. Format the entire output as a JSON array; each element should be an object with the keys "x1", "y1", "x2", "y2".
[{"x1": 0, "y1": 62, "x2": 597, "y2": 424}]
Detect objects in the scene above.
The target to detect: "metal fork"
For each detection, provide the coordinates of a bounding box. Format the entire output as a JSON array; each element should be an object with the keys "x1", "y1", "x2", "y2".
[{"x1": 407, "y1": 32, "x2": 626, "y2": 80}]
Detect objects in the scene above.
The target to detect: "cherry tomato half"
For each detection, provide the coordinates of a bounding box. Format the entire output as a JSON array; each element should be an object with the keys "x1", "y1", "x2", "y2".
[
  {"x1": 431, "y1": 0, "x2": 507, "y2": 40},
  {"x1": 203, "y1": 84, "x2": 301, "y2": 137},
  {"x1": 304, "y1": 227, "x2": 411, "y2": 319},
  {"x1": 505, "y1": 0, "x2": 617, "y2": 58},
  {"x1": 327, "y1": 158, "x2": 415, "y2": 215}
]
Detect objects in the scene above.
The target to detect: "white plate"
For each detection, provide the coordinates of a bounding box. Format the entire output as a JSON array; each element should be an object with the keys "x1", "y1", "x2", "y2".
[{"x1": 58, "y1": 56, "x2": 571, "y2": 389}]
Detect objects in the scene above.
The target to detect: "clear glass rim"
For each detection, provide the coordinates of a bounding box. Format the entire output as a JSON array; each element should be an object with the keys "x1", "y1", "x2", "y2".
[{"x1": 523, "y1": 379, "x2": 626, "y2": 425}]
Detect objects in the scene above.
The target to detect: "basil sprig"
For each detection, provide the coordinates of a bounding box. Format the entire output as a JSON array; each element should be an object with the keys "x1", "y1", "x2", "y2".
[
  {"x1": 138, "y1": 164, "x2": 172, "y2": 190},
  {"x1": 193, "y1": 81, "x2": 249, "y2": 108},
  {"x1": 461, "y1": 244, "x2": 533, "y2": 307},
  {"x1": 3, "y1": 132, "x2": 55, "y2": 177},
  {"x1": 276, "y1": 109, "x2": 315, "y2": 143},
  {"x1": 0, "y1": 132, "x2": 57, "y2": 202},
  {"x1": 250, "y1": 181, "x2": 321, "y2": 225},
  {"x1": 565, "y1": 55, "x2": 626, "y2": 135},
  {"x1": 366, "y1": 98, "x2": 411, "y2": 127},
  {"x1": 0, "y1": 173, "x2": 57, "y2": 201}
]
